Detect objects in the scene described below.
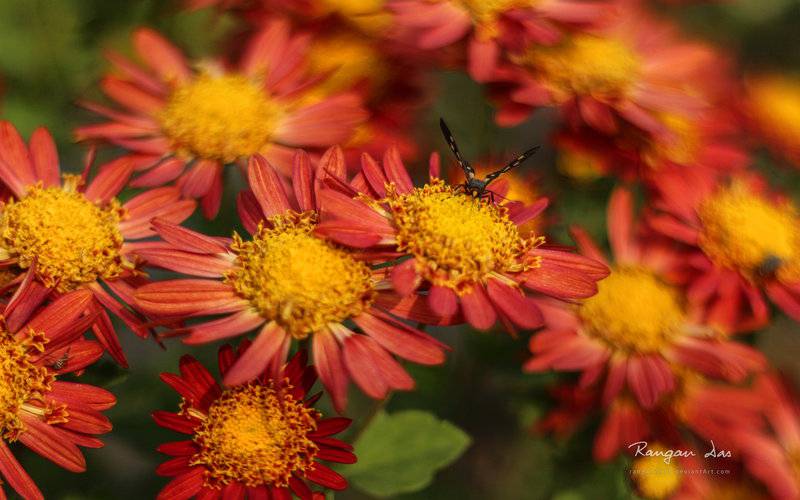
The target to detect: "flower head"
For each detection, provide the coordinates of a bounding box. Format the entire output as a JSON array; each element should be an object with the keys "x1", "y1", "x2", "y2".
[
  {"x1": 0, "y1": 290, "x2": 115, "y2": 500},
  {"x1": 135, "y1": 148, "x2": 451, "y2": 410},
  {"x1": 390, "y1": 0, "x2": 606, "y2": 81},
  {"x1": 75, "y1": 22, "x2": 367, "y2": 218},
  {"x1": 315, "y1": 148, "x2": 609, "y2": 333},
  {"x1": 0, "y1": 121, "x2": 195, "y2": 366},
  {"x1": 648, "y1": 167, "x2": 800, "y2": 331},
  {"x1": 154, "y1": 344, "x2": 353, "y2": 499},
  {"x1": 525, "y1": 188, "x2": 764, "y2": 409},
  {"x1": 490, "y1": 8, "x2": 725, "y2": 137}
]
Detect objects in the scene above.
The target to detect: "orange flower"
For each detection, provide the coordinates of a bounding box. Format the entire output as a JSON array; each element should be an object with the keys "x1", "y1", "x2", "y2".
[
  {"x1": 648, "y1": 167, "x2": 800, "y2": 331},
  {"x1": 390, "y1": 0, "x2": 606, "y2": 81},
  {"x1": 525, "y1": 188, "x2": 764, "y2": 409},
  {"x1": 75, "y1": 22, "x2": 367, "y2": 218},
  {"x1": 490, "y1": 7, "x2": 724, "y2": 136},
  {"x1": 154, "y1": 345, "x2": 353, "y2": 499},
  {"x1": 315, "y1": 148, "x2": 609, "y2": 333},
  {"x1": 0, "y1": 122, "x2": 195, "y2": 366},
  {"x1": 0, "y1": 290, "x2": 115, "y2": 500},
  {"x1": 135, "y1": 149, "x2": 452, "y2": 410}
]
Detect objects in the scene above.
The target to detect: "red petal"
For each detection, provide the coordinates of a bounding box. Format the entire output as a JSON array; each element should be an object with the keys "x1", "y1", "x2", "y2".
[
  {"x1": 18, "y1": 415, "x2": 86, "y2": 472},
  {"x1": 135, "y1": 280, "x2": 247, "y2": 317},
  {"x1": 354, "y1": 312, "x2": 447, "y2": 365},
  {"x1": 292, "y1": 149, "x2": 315, "y2": 211},
  {"x1": 152, "y1": 218, "x2": 230, "y2": 254},
  {"x1": 133, "y1": 28, "x2": 191, "y2": 84},
  {"x1": 305, "y1": 462, "x2": 347, "y2": 491},
  {"x1": 156, "y1": 466, "x2": 205, "y2": 500},
  {"x1": 0, "y1": 441, "x2": 42, "y2": 500},
  {"x1": 223, "y1": 322, "x2": 288, "y2": 386},
  {"x1": 390, "y1": 258, "x2": 418, "y2": 296},
  {"x1": 343, "y1": 334, "x2": 413, "y2": 398},
  {"x1": 382, "y1": 147, "x2": 414, "y2": 194},
  {"x1": 29, "y1": 127, "x2": 60, "y2": 187},
  {"x1": 312, "y1": 331, "x2": 349, "y2": 412},
  {"x1": 248, "y1": 155, "x2": 291, "y2": 217},
  {"x1": 460, "y1": 286, "x2": 497, "y2": 330},
  {"x1": 486, "y1": 279, "x2": 543, "y2": 329}
]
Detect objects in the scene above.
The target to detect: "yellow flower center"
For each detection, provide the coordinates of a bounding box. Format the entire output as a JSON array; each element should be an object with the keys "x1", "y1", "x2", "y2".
[
  {"x1": 191, "y1": 383, "x2": 319, "y2": 488},
  {"x1": 386, "y1": 179, "x2": 542, "y2": 293},
  {"x1": 748, "y1": 75, "x2": 800, "y2": 152},
  {"x1": 630, "y1": 443, "x2": 682, "y2": 499},
  {"x1": 516, "y1": 34, "x2": 641, "y2": 99},
  {"x1": 226, "y1": 212, "x2": 375, "y2": 339},
  {"x1": 0, "y1": 328, "x2": 52, "y2": 441},
  {"x1": 0, "y1": 182, "x2": 128, "y2": 292},
  {"x1": 698, "y1": 182, "x2": 800, "y2": 281},
  {"x1": 458, "y1": 0, "x2": 532, "y2": 24},
  {"x1": 304, "y1": 32, "x2": 389, "y2": 102},
  {"x1": 579, "y1": 267, "x2": 684, "y2": 353},
  {"x1": 159, "y1": 74, "x2": 281, "y2": 163}
]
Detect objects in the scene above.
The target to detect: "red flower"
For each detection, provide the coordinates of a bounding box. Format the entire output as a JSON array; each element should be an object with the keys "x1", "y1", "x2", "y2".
[
  {"x1": 75, "y1": 22, "x2": 367, "y2": 218},
  {"x1": 315, "y1": 148, "x2": 609, "y2": 334},
  {"x1": 525, "y1": 188, "x2": 764, "y2": 409},
  {"x1": 135, "y1": 149, "x2": 451, "y2": 410},
  {"x1": 0, "y1": 121, "x2": 195, "y2": 366},
  {"x1": 390, "y1": 0, "x2": 607, "y2": 81},
  {"x1": 648, "y1": 167, "x2": 800, "y2": 331},
  {"x1": 489, "y1": 7, "x2": 726, "y2": 136},
  {"x1": 0, "y1": 290, "x2": 115, "y2": 500},
  {"x1": 154, "y1": 344, "x2": 354, "y2": 499}
]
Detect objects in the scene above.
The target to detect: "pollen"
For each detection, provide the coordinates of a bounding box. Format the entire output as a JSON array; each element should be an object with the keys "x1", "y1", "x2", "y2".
[
  {"x1": 697, "y1": 182, "x2": 800, "y2": 282},
  {"x1": 226, "y1": 212, "x2": 375, "y2": 339},
  {"x1": 190, "y1": 383, "x2": 319, "y2": 488},
  {"x1": 386, "y1": 179, "x2": 542, "y2": 293},
  {"x1": 517, "y1": 34, "x2": 641, "y2": 99},
  {"x1": 458, "y1": 0, "x2": 532, "y2": 35},
  {"x1": 0, "y1": 327, "x2": 53, "y2": 441},
  {"x1": 0, "y1": 183, "x2": 129, "y2": 292},
  {"x1": 159, "y1": 73, "x2": 282, "y2": 163},
  {"x1": 579, "y1": 267, "x2": 684, "y2": 353},
  {"x1": 629, "y1": 443, "x2": 682, "y2": 499}
]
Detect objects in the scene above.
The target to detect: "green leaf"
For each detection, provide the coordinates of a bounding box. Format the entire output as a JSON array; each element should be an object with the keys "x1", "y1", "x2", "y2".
[{"x1": 347, "y1": 410, "x2": 471, "y2": 497}]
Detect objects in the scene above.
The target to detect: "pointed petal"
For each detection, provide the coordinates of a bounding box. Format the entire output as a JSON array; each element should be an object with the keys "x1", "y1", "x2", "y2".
[
  {"x1": 223, "y1": 322, "x2": 288, "y2": 386},
  {"x1": 248, "y1": 155, "x2": 291, "y2": 218}
]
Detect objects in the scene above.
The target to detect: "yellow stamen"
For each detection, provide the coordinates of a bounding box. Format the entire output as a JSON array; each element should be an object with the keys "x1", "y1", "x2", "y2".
[
  {"x1": 226, "y1": 212, "x2": 374, "y2": 339},
  {"x1": 386, "y1": 179, "x2": 542, "y2": 293},
  {"x1": 0, "y1": 326, "x2": 53, "y2": 441},
  {"x1": 0, "y1": 181, "x2": 129, "y2": 292},
  {"x1": 515, "y1": 34, "x2": 641, "y2": 99},
  {"x1": 457, "y1": 0, "x2": 533, "y2": 38},
  {"x1": 191, "y1": 383, "x2": 319, "y2": 488},
  {"x1": 630, "y1": 443, "x2": 682, "y2": 499},
  {"x1": 697, "y1": 181, "x2": 800, "y2": 281},
  {"x1": 579, "y1": 267, "x2": 684, "y2": 353},
  {"x1": 159, "y1": 73, "x2": 282, "y2": 163},
  {"x1": 748, "y1": 75, "x2": 800, "y2": 157}
]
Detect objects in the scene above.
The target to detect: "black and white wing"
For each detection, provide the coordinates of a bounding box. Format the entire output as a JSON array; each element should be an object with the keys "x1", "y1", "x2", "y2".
[
  {"x1": 483, "y1": 146, "x2": 540, "y2": 185},
  {"x1": 439, "y1": 118, "x2": 475, "y2": 181}
]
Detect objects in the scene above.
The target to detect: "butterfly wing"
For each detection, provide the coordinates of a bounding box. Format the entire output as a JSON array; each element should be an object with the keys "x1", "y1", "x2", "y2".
[
  {"x1": 440, "y1": 118, "x2": 475, "y2": 181},
  {"x1": 484, "y1": 146, "x2": 540, "y2": 186}
]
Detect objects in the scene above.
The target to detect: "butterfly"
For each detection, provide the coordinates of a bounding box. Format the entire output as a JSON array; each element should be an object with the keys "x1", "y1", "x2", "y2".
[{"x1": 440, "y1": 118, "x2": 539, "y2": 203}]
